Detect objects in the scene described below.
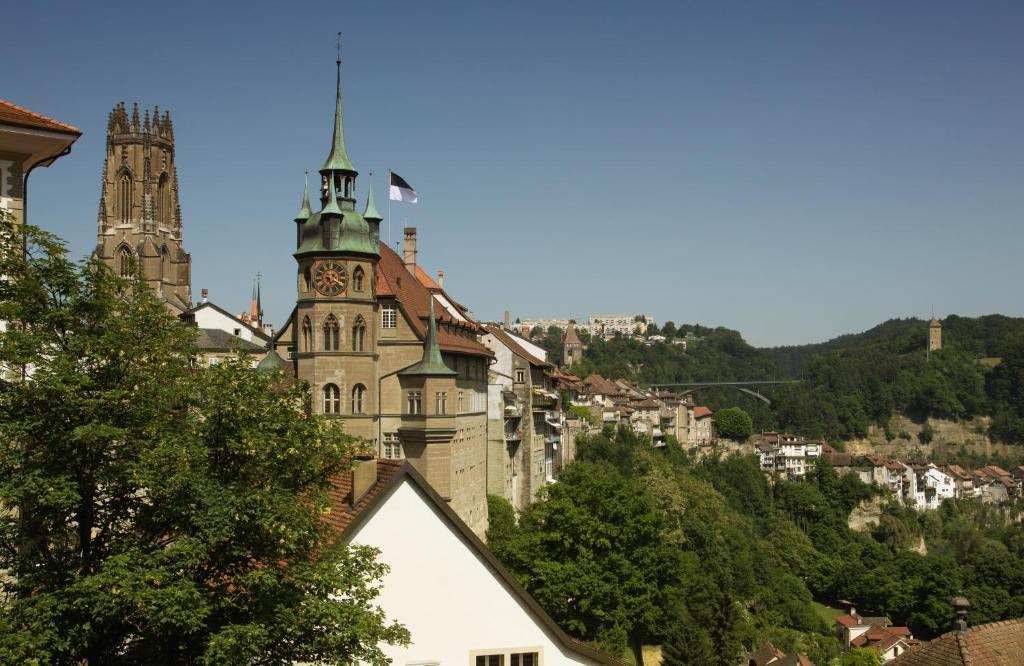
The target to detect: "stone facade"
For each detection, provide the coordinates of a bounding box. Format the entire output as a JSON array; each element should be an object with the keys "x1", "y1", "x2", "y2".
[
  {"x1": 92, "y1": 103, "x2": 191, "y2": 313},
  {"x1": 272, "y1": 62, "x2": 491, "y2": 536},
  {"x1": 928, "y1": 318, "x2": 942, "y2": 352}
]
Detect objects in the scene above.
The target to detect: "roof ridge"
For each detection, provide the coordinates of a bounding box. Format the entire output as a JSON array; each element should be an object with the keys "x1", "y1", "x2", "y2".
[{"x1": 0, "y1": 99, "x2": 81, "y2": 133}]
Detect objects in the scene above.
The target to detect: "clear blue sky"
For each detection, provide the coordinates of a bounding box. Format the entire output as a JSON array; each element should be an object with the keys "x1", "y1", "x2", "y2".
[{"x1": 7, "y1": 0, "x2": 1023, "y2": 346}]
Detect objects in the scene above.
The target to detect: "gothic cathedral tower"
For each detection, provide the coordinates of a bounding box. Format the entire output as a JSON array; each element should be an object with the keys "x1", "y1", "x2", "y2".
[
  {"x1": 293, "y1": 57, "x2": 381, "y2": 440},
  {"x1": 93, "y1": 103, "x2": 192, "y2": 312}
]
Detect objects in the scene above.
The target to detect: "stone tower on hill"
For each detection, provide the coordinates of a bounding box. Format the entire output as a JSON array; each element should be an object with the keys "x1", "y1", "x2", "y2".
[
  {"x1": 562, "y1": 320, "x2": 582, "y2": 368},
  {"x1": 93, "y1": 102, "x2": 192, "y2": 313},
  {"x1": 928, "y1": 317, "x2": 942, "y2": 353}
]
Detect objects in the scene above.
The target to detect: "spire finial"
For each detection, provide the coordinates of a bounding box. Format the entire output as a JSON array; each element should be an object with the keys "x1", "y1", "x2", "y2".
[
  {"x1": 364, "y1": 170, "x2": 382, "y2": 221},
  {"x1": 295, "y1": 171, "x2": 313, "y2": 222},
  {"x1": 321, "y1": 34, "x2": 356, "y2": 173}
]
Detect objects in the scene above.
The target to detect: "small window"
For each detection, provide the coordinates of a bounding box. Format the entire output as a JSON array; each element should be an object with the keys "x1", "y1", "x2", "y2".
[
  {"x1": 323, "y1": 383, "x2": 341, "y2": 414},
  {"x1": 435, "y1": 392, "x2": 447, "y2": 415},
  {"x1": 303, "y1": 266, "x2": 311, "y2": 292},
  {"x1": 458, "y1": 391, "x2": 464, "y2": 413},
  {"x1": 233, "y1": 328, "x2": 241, "y2": 336},
  {"x1": 406, "y1": 391, "x2": 422, "y2": 415},
  {"x1": 301, "y1": 316, "x2": 313, "y2": 352},
  {"x1": 476, "y1": 657, "x2": 503, "y2": 666},
  {"x1": 352, "y1": 384, "x2": 366, "y2": 414},
  {"x1": 352, "y1": 316, "x2": 366, "y2": 352},
  {"x1": 511, "y1": 654, "x2": 537, "y2": 666},
  {"x1": 323, "y1": 314, "x2": 340, "y2": 351},
  {"x1": 383, "y1": 432, "x2": 403, "y2": 460},
  {"x1": 515, "y1": 369, "x2": 525, "y2": 383},
  {"x1": 382, "y1": 304, "x2": 397, "y2": 329},
  {"x1": 352, "y1": 265, "x2": 364, "y2": 292}
]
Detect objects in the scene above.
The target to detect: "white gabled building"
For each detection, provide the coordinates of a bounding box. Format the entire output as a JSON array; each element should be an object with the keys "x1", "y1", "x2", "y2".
[{"x1": 327, "y1": 459, "x2": 621, "y2": 666}]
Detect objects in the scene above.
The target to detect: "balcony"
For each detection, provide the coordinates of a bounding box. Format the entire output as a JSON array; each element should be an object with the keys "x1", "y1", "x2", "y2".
[
  {"x1": 532, "y1": 390, "x2": 558, "y2": 409},
  {"x1": 544, "y1": 410, "x2": 562, "y2": 429},
  {"x1": 504, "y1": 427, "x2": 523, "y2": 442},
  {"x1": 504, "y1": 404, "x2": 522, "y2": 418}
]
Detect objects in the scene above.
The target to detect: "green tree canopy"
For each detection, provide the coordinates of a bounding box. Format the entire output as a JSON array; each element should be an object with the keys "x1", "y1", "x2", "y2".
[
  {"x1": 0, "y1": 217, "x2": 408, "y2": 664},
  {"x1": 714, "y1": 407, "x2": 754, "y2": 441}
]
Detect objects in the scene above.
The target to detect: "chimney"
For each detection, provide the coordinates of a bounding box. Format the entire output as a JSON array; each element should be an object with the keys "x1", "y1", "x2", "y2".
[
  {"x1": 201, "y1": 288, "x2": 209, "y2": 303},
  {"x1": 504, "y1": 310, "x2": 511, "y2": 329},
  {"x1": 952, "y1": 596, "x2": 970, "y2": 633},
  {"x1": 351, "y1": 458, "x2": 378, "y2": 507},
  {"x1": 403, "y1": 227, "x2": 417, "y2": 275},
  {"x1": 437, "y1": 270, "x2": 444, "y2": 288}
]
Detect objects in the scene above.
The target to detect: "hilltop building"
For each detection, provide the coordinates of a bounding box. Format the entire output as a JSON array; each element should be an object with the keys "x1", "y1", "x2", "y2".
[
  {"x1": 271, "y1": 58, "x2": 492, "y2": 536},
  {"x1": 561, "y1": 320, "x2": 583, "y2": 367},
  {"x1": 92, "y1": 102, "x2": 192, "y2": 313}
]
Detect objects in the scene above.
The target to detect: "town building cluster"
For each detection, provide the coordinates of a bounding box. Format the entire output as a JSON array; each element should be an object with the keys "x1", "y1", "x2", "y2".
[
  {"x1": 755, "y1": 432, "x2": 1024, "y2": 510},
  {"x1": 511, "y1": 314, "x2": 656, "y2": 339}
]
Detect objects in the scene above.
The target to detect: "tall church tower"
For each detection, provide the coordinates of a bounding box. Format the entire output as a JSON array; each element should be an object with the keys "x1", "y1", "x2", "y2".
[
  {"x1": 562, "y1": 320, "x2": 583, "y2": 368},
  {"x1": 93, "y1": 102, "x2": 192, "y2": 312},
  {"x1": 293, "y1": 56, "x2": 380, "y2": 440}
]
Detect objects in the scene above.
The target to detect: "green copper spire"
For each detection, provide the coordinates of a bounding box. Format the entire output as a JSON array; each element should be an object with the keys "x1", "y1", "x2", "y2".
[
  {"x1": 321, "y1": 54, "x2": 356, "y2": 173},
  {"x1": 295, "y1": 171, "x2": 312, "y2": 222},
  {"x1": 363, "y1": 179, "x2": 382, "y2": 221},
  {"x1": 400, "y1": 298, "x2": 458, "y2": 376}
]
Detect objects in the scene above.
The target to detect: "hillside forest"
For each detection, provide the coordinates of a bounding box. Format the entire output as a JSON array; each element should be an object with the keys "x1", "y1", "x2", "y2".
[
  {"x1": 530, "y1": 316, "x2": 1024, "y2": 445},
  {"x1": 488, "y1": 429, "x2": 1024, "y2": 666}
]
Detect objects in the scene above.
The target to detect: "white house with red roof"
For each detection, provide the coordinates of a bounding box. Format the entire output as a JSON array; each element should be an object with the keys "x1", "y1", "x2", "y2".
[{"x1": 326, "y1": 459, "x2": 621, "y2": 666}]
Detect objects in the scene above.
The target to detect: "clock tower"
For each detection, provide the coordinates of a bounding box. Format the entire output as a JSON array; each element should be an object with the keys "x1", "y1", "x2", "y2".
[{"x1": 293, "y1": 55, "x2": 380, "y2": 441}]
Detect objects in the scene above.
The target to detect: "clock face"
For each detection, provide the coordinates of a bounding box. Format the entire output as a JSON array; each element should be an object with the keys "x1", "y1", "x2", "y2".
[{"x1": 312, "y1": 260, "x2": 348, "y2": 296}]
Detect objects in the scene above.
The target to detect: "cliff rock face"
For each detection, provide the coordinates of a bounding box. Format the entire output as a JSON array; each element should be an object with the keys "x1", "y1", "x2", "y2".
[{"x1": 845, "y1": 415, "x2": 1024, "y2": 459}]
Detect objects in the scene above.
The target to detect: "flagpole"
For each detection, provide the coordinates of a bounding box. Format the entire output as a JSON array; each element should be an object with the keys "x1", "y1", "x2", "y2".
[{"x1": 387, "y1": 168, "x2": 392, "y2": 247}]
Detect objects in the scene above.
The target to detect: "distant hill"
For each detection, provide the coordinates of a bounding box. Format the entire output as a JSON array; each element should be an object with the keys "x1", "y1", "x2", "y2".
[{"x1": 764, "y1": 315, "x2": 1024, "y2": 378}]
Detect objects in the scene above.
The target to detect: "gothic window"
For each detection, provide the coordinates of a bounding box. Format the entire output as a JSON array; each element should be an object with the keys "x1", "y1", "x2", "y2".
[
  {"x1": 301, "y1": 316, "x2": 312, "y2": 352},
  {"x1": 352, "y1": 315, "x2": 366, "y2": 352},
  {"x1": 303, "y1": 266, "x2": 311, "y2": 292},
  {"x1": 323, "y1": 314, "x2": 340, "y2": 351},
  {"x1": 406, "y1": 391, "x2": 422, "y2": 415},
  {"x1": 156, "y1": 173, "x2": 170, "y2": 225},
  {"x1": 344, "y1": 177, "x2": 353, "y2": 198},
  {"x1": 351, "y1": 383, "x2": 366, "y2": 414},
  {"x1": 381, "y1": 304, "x2": 397, "y2": 329},
  {"x1": 160, "y1": 245, "x2": 169, "y2": 281},
  {"x1": 352, "y1": 266, "x2": 364, "y2": 292},
  {"x1": 323, "y1": 383, "x2": 340, "y2": 414},
  {"x1": 117, "y1": 246, "x2": 133, "y2": 277},
  {"x1": 116, "y1": 170, "x2": 133, "y2": 224}
]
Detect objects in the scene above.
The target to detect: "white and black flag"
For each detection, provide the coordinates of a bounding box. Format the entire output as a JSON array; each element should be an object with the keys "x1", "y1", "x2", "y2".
[{"x1": 389, "y1": 172, "x2": 418, "y2": 203}]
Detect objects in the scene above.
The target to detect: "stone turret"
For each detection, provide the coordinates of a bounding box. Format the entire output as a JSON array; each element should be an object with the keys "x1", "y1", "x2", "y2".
[{"x1": 93, "y1": 101, "x2": 191, "y2": 313}]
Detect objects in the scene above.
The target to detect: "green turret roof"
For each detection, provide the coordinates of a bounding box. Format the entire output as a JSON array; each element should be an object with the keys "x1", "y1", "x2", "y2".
[
  {"x1": 400, "y1": 298, "x2": 458, "y2": 376},
  {"x1": 256, "y1": 349, "x2": 286, "y2": 373},
  {"x1": 321, "y1": 60, "x2": 356, "y2": 173},
  {"x1": 295, "y1": 172, "x2": 312, "y2": 222},
  {"x1": 363, "y1": 180, "x2": 382, "y2": 221}
]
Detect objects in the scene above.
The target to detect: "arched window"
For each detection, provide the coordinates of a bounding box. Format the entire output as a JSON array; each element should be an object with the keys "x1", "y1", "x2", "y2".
[
  {"x1": 117, "y1": 246, "x2": 133, "y2": 277},
  {"x1": 351, "y1": 315, "x2": 366, "y2": 352},
  {"x1": 323, "y1": 314, "x2": 339, "y2": 351},
  {"x1": 303, "y1": 266, "x2": 311, "y2": 292},
  {"x1": 301, "y1": 316, "x2": 312, "y2": 352},
  {"x1": 323, "y1": 383, "x2": 340, "y2": 414},
  {"x1": 351, "y1": 384, "x2": 366, "y2": 414},
  {"x1": 156, "y1": 173, "x2": 170, "y2": 225},
  {"x1": 116, "y1": 170, "x2": 133, "y2": 224},
  {"x1": 352, "y1": 266, "x2": 364, "y2": 292},
  {"x1": 160, "y1": 245, "x2": 169, "y2": 281}
]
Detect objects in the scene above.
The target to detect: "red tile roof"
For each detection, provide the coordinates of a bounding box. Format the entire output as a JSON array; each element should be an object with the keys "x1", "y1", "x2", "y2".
[
  {"x1": 835, "y1": 614, "x2": 862, "y2": 627},
  {"x1": 483, "y1": 324, "x2": 550, "y2": 368},
  {"x1": 0, "y1": 99, "x2": 81, "y2": 134},
  {"x1": 748, "y1": 641, "x2": 786, "y2": 666},
  {"x1": 414, "y1": 265, "x2": 441, "y2": 290},
  {"x1": 375, "y1": 243, "x2": 491, "y2": 358},
  {"x1": 693, "y1": 406, "x2": 713, "y2": 419},
  {"x1": 890, "y1": 618, "x2": 1024, "y2": 666},
  {"x1": 322, "y1": 459, "x2": 405, "y2": 535}
]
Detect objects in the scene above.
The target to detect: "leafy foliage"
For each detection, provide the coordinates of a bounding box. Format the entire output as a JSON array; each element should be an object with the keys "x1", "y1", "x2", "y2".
[
  {"x1": 713, "y1": 407, "x2": 753, "y2": 441},
  {"x1": 0, "y1": 217, "x2": 408, "y2": 664}
]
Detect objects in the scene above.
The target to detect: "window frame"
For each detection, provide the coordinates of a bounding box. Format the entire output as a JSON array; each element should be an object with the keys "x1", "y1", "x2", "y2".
[
  {"x1": 406, "y1": 390, "x2": 422, "y2": 415},
  {"x1": 382, "y1": 304, "x2": 397, "y2": 329},
  {"x1": 323, "y1": 383, "x2": 341, "y2": 414}
]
